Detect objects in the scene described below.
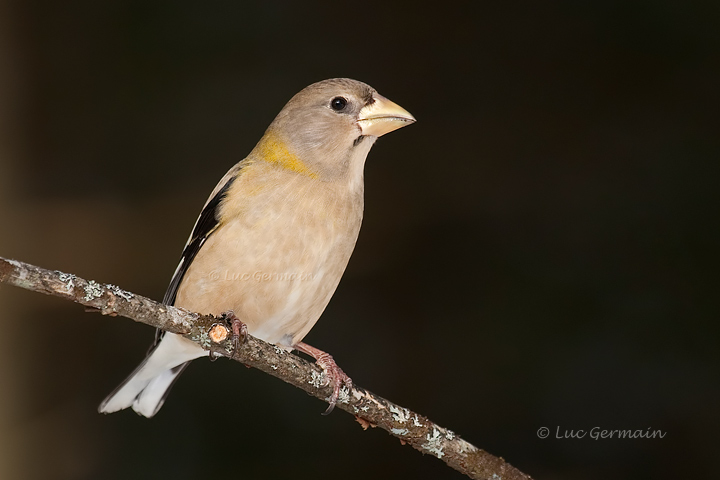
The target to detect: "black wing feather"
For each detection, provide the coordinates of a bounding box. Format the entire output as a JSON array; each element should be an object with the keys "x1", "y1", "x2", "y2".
[
  {"x1": 151, "y1": 174, "x2": 237, "y2": 350},
  {"x1": 163, "y1": 175, "x2": 237, "y2": 306}
]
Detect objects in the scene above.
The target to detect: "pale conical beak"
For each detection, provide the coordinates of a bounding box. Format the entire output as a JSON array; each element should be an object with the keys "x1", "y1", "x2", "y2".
[{"x1": 358, "y1": 94, "x2": 416, "y2": 137}]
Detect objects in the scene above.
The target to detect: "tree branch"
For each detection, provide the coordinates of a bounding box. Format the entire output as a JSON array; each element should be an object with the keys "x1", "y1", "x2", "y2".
[{"x1": 0, "y1": 256, "x2": 532, "y2": 480}]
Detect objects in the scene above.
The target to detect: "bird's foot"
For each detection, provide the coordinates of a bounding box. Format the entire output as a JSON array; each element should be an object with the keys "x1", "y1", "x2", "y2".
[
  {"x1": 208, "y1": 310, "x2": 248, "y2": 361},
  {"x1": 222, "y1": 310, "x2": 248, "y2": 353},
  {"x1": 294, "y1": 342, "x2": 352, "y2": 415}
]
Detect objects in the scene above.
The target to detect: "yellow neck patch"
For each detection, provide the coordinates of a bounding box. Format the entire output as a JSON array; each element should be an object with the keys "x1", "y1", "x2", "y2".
[{"x1": 256, "y1": 132, "x2": 318, "y2": 179}]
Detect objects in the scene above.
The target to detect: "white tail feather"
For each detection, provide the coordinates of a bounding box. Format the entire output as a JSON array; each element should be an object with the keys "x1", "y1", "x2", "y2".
[{"x1": 99, "y1": 333, "x2": 207, "y2": 417}]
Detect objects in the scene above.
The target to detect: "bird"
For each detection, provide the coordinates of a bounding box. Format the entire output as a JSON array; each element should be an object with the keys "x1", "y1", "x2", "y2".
[{"x1": 98, "y1": 78, "x2": 415, "y2": 417}]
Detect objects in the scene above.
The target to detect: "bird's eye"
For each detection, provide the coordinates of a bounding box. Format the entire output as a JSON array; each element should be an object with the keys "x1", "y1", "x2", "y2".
[{"x1": 330, "y1": 96, "x2": 348, "y2": 111}]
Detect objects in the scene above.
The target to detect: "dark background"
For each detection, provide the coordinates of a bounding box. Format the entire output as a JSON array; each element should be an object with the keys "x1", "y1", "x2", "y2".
[{"x1": 0, "y1": 1, "x2": 718, "y2": 479}]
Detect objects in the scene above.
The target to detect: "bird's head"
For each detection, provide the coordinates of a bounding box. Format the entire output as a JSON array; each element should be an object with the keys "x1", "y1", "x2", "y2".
[{"x1": 253, "y1": 78, "x2": 415, "y2": 182}]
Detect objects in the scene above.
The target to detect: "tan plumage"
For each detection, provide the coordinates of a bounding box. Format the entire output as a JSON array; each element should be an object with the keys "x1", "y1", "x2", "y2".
[{"x1": 99, "y1": 78, "x2": 414, "y2": 417}]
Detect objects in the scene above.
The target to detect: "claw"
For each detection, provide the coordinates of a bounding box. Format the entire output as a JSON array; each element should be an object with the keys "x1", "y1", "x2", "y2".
[
  {"x1": 220, "y1": 310, "x2": 248, "y2": 357},
  {"x1": 294, "y1": 342, "x2": 352, "y2": 414},
  {"x1": 208, "y1": 348, "x2": 219, "y2": 362}
]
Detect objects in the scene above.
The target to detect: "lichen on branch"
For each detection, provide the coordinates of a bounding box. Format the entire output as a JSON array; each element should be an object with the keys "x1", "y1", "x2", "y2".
[{"x1": 0, "y1": 256, "x2": 532, "y2": 480}]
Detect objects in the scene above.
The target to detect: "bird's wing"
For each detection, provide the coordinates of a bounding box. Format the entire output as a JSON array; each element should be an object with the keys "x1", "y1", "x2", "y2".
[{"x1": 151, "y1": 163, "x2": 243, "y2": 348}]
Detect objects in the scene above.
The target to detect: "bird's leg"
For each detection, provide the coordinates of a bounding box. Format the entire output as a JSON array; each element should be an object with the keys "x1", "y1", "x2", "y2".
[
  {"x1": 220, "y1": 310, "x2": 248, "y2": 353},
  {"x1": 294, "y1": 342, "x2": 352, "y2": 415}
]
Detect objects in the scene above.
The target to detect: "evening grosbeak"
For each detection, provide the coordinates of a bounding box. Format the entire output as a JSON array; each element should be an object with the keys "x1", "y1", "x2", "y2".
[{"x1": 99, "y1": 78, "x2": 415, "y2": 417}]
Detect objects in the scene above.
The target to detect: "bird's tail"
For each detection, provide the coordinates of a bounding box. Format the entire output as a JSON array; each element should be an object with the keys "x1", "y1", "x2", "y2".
[{"x1": 99, "y1": 333, "x2": 207, "y2": 417}]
